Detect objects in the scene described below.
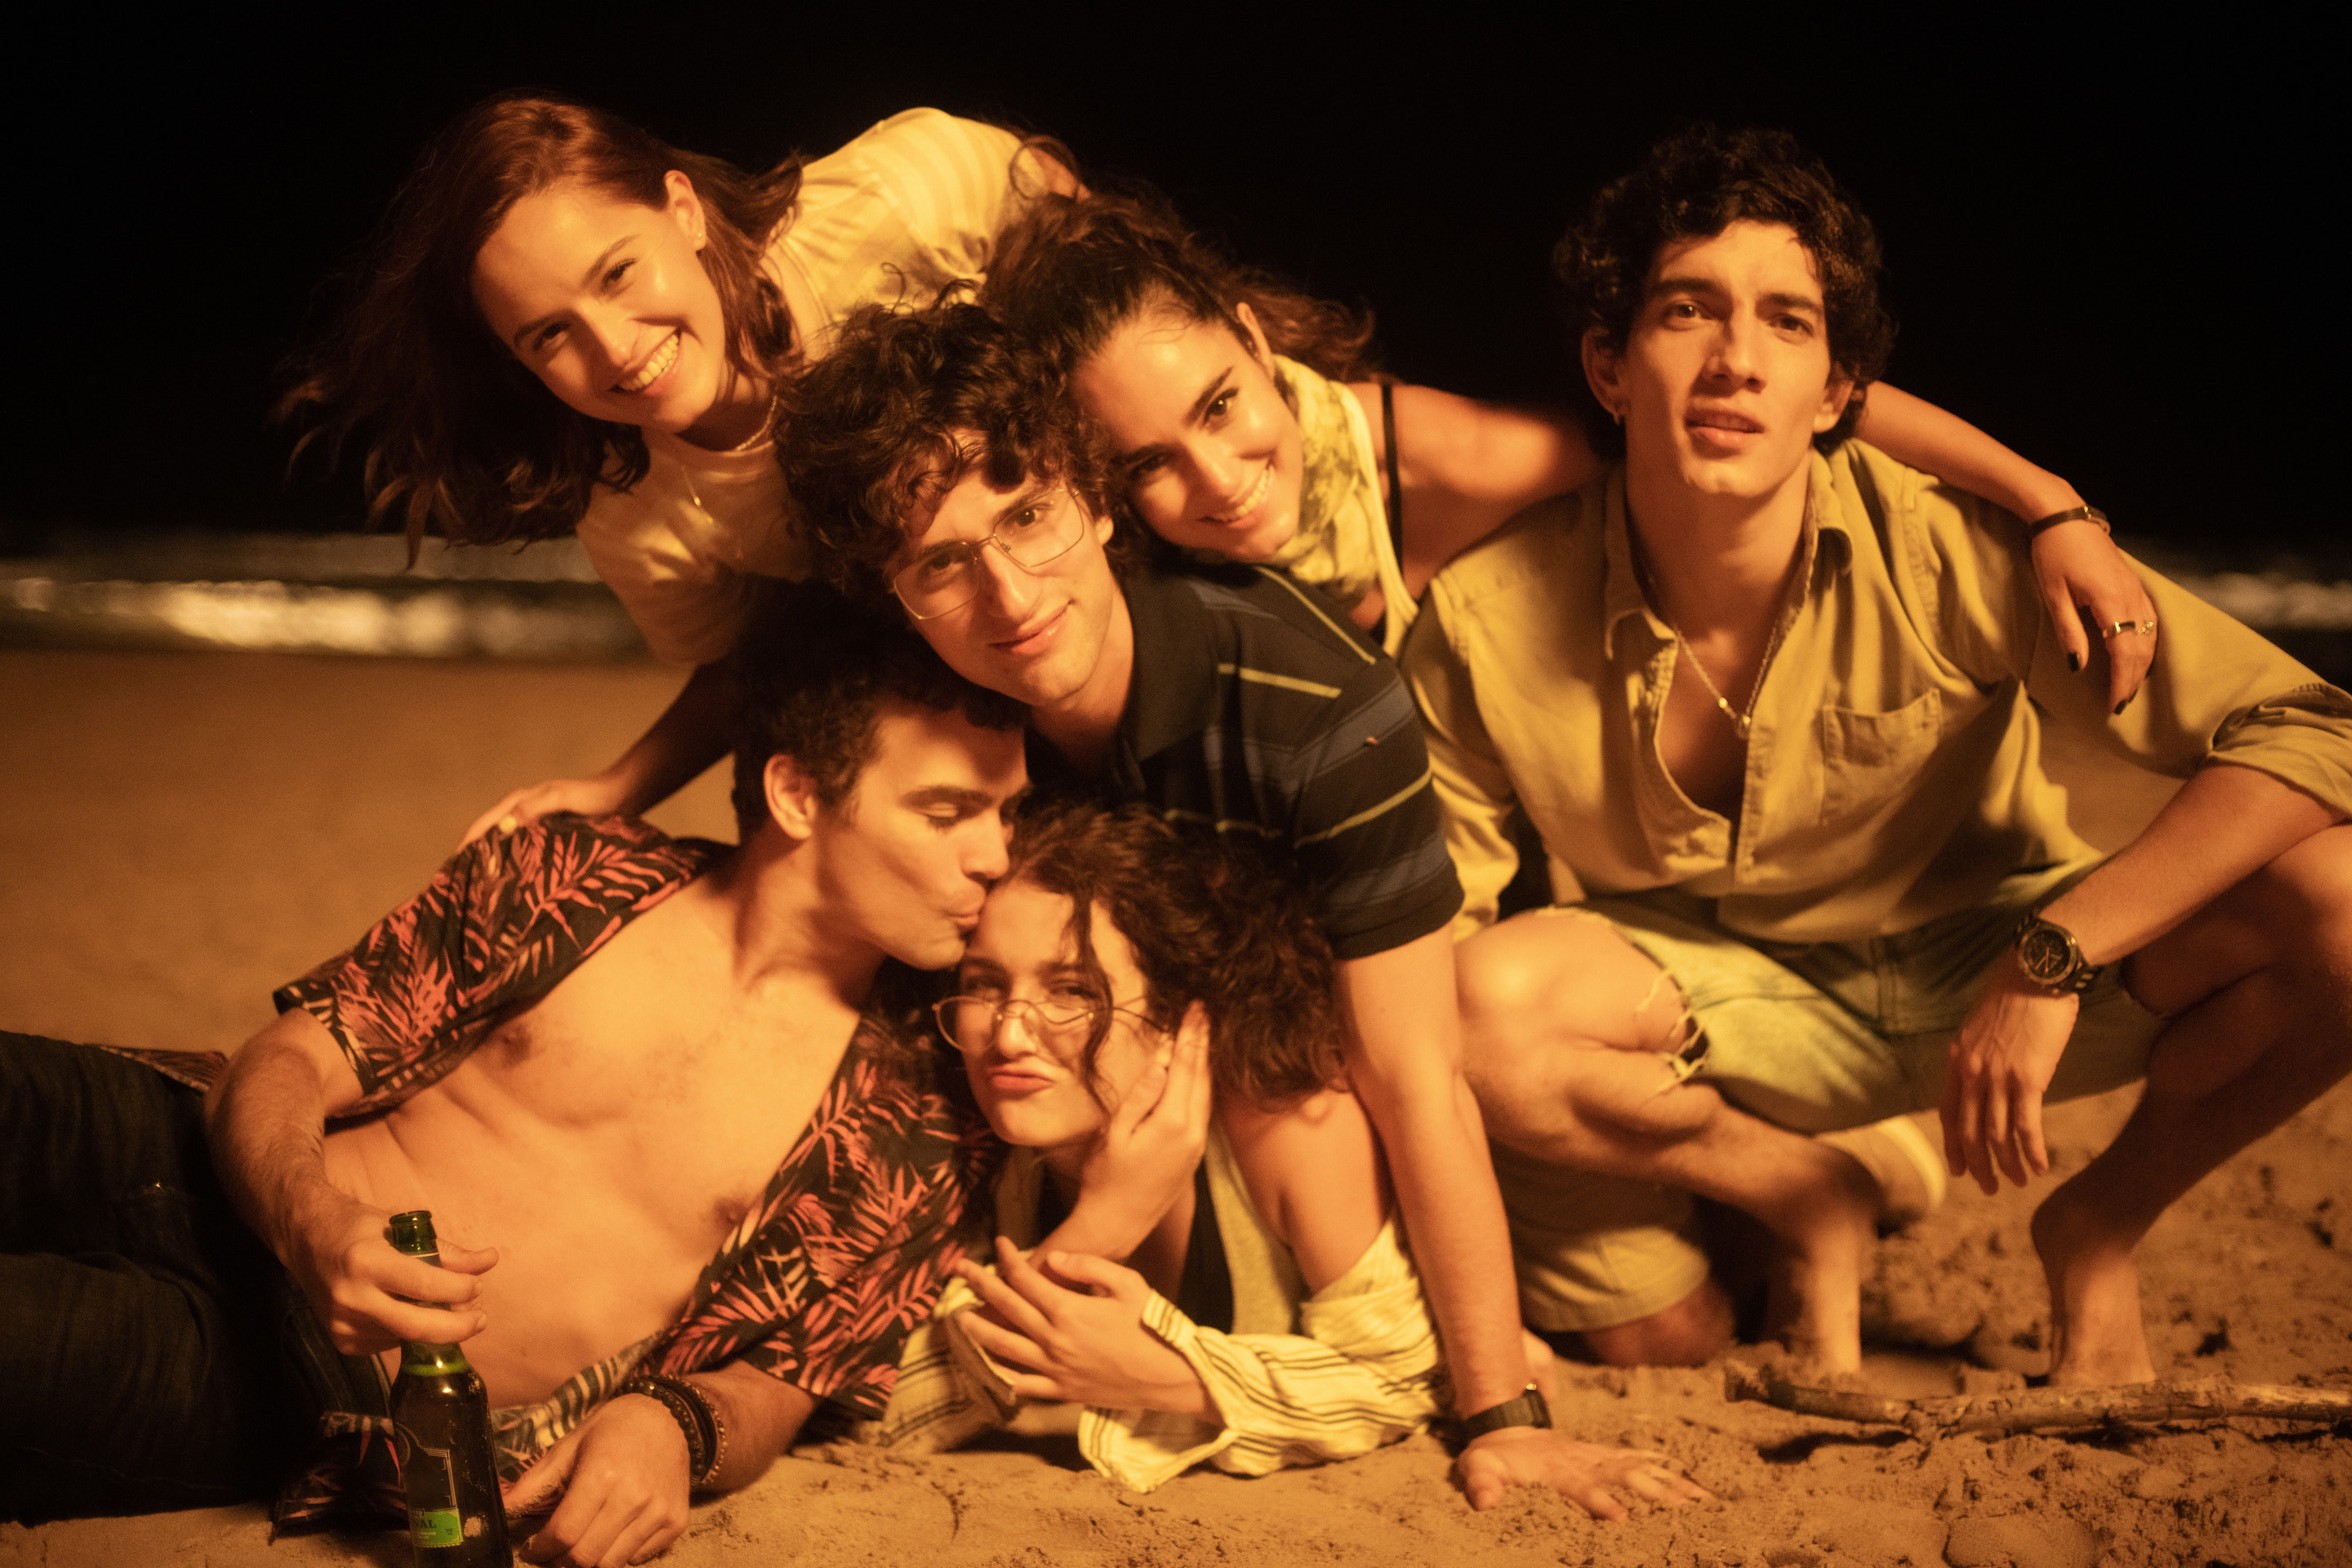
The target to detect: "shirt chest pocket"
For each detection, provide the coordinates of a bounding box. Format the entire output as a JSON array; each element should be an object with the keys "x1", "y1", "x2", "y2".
[{"x1": 1818, "y1": 688, "x2": 1943, "y2": 824}]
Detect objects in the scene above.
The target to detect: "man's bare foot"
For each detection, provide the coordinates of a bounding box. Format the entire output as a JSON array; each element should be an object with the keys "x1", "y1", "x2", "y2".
[{"x1": 2031, "y1": 1183, "x2": 2158, "y2": 1386}]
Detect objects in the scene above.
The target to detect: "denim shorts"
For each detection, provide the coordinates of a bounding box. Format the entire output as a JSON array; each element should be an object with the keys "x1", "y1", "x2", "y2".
[{"x1": 1496, "y1": 872, "x2": 2167, "y2": 1332}]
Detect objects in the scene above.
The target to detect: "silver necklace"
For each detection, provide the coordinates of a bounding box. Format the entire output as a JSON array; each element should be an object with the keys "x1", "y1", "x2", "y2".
[{"x1": 681, "y1": 387, "x2": 782, "y2": 512}]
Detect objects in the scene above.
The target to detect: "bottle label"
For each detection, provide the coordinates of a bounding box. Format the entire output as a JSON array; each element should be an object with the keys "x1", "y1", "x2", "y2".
[
  {"x1": 406, "y1": 1441, "x2": 461, "y2": 1548},
  {"x1": 408, "y1": 1506, "x2": 464, "y2": 1549}
]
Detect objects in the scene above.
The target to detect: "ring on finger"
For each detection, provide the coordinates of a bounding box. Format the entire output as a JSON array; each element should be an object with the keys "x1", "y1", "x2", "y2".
[{"x1": 2101, "y1": 618, "x2": 2158, "y2": 638}]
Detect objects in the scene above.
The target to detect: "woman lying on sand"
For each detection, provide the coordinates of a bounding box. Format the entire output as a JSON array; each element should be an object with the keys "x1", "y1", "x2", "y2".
[
  {"x1": 861, "y1": 797, "x2": 1709, "y2": 1508},
  {"x1": 284, "y1": 92, "x2": 1076, "y2": 843}
]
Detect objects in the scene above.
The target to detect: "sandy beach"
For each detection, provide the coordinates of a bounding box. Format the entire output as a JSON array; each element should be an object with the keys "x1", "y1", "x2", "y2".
[{"x1": 3, "y1": 646, "x2": 2347, "y2": 1568}]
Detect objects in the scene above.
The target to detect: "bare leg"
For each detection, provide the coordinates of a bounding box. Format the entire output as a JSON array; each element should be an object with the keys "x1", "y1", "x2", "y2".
[
  {"x1": 2034, "y1": 829, "x2": 2352, "y2": 1385},
  {"x1": 1459, "y1": 913, "x2": 1878, "y2": 1372},
  {"x1": 1579, "y1": 1277, "x2": 1735, "y2": 1368}
]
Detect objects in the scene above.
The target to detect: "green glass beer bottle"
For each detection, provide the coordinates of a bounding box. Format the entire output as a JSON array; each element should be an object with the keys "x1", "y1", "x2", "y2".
[{"x1": 388, "y1": 1209, "x2": 513, "y2": 1567}]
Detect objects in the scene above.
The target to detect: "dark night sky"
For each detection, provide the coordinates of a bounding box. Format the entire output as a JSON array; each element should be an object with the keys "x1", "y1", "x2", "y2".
[{"x1": 7, "y1": 13, "x2": 2327, "y2": 561}]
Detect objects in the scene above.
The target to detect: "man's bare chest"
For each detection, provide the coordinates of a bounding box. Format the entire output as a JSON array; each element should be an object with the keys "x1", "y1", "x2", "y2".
[{"x1": 439, "y1": 910, "x2": 859, "y2": 1241}]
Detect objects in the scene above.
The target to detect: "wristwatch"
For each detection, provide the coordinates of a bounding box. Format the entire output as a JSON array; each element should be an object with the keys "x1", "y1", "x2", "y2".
[
  {"x1": 2014, "y1": 911, "x2": 2100, "y2": 995},
  {"x1": 1459, "y1": 1384, "x2": 1553, "y2": 1441}
]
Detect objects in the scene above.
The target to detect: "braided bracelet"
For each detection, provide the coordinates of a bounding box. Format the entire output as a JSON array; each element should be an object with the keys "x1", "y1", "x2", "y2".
[
  {"x1": 618, "y1": 1374, "x2": 725, "y2": 1487},
  {"x1": 2024, "y1": 504, "x2": 2109, "y2": 537}
]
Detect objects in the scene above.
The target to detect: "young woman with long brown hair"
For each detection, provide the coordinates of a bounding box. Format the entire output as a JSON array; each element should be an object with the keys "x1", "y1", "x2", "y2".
[{"x1": 285, "y1": 93, "x2": 1076, "y2": 841}]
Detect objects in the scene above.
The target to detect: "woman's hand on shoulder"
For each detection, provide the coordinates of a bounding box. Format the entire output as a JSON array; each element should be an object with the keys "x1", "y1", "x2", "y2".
[
  {"x1": 461, "y1": 775, "x2": 636, "y2": 849},
  {"x1": 2029, "y1": 519, "x2": 2159, "y2": 714}
]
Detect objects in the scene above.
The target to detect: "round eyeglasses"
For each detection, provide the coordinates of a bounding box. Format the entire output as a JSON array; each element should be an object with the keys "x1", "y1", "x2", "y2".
[
  {"x1": 933, "y1": 993, "x2": 1151, "y2": 1056},
  {"x1": 893, "y1": 489, "x2": 1089, "y2": 620}
]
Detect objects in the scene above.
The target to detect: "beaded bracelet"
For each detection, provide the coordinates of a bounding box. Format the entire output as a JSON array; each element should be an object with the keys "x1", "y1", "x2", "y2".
[
  {"x1": 2024, "y1": 504, "x2": 2109, "y2": 537},
  {"x1": 618, "y1": 1374, "x2": 727, "y2": 1488}
]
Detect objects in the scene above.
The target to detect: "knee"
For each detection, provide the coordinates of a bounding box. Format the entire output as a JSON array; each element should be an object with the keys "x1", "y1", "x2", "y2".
[
  {"x1": 2264, "y1": 826, "x2": 2352, "y2": 958},
  {"x1": 1577, "y1": 1277, "x2": 1735, "y2": 1368},
  {"x1": 1455, "y1": 921, "x2": 1568, "y2": 1045}
]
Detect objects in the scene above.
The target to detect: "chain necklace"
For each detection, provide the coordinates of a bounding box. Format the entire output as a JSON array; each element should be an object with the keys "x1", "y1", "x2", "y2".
[
  {"x1": 1632, "y1": 541, "x2": 1791, "y2": 742},
  {"x1": 1668, "y1": 612, "x2": 1785, "y2": 739},
  {"x1": 681, "y1": 385, "x2": 782, "y2": 513}
]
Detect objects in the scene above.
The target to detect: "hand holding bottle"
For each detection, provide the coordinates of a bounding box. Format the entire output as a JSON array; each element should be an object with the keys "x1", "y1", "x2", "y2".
[{"x1": 288, "y1": 1186, "x2": 497, "y2": 1356}]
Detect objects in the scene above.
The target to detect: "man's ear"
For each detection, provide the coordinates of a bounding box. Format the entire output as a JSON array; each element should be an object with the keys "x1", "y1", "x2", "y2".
[
  {"x1": 1233, "y1": 301, "x2": 1276, "y2": 372},
  {"x1": 1814, "y1": 372, "x2": 1858, "y2": 434},
  {"x1": 1581, "y1": 330, "x2": 1625, "y2": 424},
  {"x1": 763, "y1": 753, "x2": 822, "y2": 844}
]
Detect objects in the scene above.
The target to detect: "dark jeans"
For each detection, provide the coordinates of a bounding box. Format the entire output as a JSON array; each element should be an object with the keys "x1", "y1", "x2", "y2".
[{"x1": 0, "y1": 1031, "x2": 369, "y2": 1522}]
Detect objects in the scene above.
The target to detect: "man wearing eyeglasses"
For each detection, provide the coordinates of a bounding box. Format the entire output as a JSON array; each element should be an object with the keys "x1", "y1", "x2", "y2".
[{"x1": 783, "y1": 302, "x2": 1706, "y2": 1521}]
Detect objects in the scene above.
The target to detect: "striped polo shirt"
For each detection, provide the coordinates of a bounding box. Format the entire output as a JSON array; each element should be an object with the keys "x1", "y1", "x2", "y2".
[{"x1": 1040, "y1": 562, "x2": 1463, "y2": 962}]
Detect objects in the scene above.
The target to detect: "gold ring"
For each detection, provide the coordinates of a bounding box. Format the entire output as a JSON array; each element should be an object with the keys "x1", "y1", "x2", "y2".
[{"x1": 2101, "y1": 619, "x2": 2158, "y2": 638}]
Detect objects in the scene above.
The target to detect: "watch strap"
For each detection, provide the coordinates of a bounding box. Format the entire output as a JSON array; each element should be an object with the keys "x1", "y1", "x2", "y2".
[{"x1": 1459, "y1": 1384, "x2": 1553, "y2": 1441}]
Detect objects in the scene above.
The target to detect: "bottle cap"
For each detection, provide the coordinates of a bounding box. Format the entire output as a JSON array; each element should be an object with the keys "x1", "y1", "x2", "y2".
[{"x1": 388, "y1": 1209, "x2": 439, "y2": 1257}]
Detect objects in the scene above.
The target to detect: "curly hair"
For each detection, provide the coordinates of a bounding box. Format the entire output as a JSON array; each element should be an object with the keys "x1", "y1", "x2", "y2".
[
  {"x1": 279, "y1": 91, "x2": 803, "y2": 556},
  {"x1": 1552, "y1": 124, "x2": 1895, "y2": 452},
  {"x1": 997, "y1": 796, "x2": 1344, "y2": 1111},
  {"x1": 981, "y1": 186, "x2": 1377, "y2": 387},
  {"x1": 728, "y1": 581, "x2": 1025, "y2": 839},
  {"x1": 782, "y1": 300, "x2": 1119, "y2": 608}
]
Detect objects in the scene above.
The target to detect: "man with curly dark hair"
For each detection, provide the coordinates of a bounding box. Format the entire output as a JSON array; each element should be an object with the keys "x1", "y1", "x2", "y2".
[
  {"x1": 1405, "y1": 123, "x2": 2352, "y2": 1386},
  {"x1": 782, "y1": 301, "x2": 1712, "y2": 1518}
]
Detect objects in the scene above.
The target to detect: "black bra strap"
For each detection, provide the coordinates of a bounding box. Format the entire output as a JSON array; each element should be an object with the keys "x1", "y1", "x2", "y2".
[{"x1": 1380, "y1": 379, "x2": 1405, "y2": 566}]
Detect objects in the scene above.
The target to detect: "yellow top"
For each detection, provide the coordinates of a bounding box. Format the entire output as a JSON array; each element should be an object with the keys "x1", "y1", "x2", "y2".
[
  {"x1": 1403, "y1": 440, "x2": 2352, "y2": 940},
  {"x1": 1187, "y1": 356, "x2": 1416, "y2": 656},
  {"x1": 576, "y1": 109, "x2": 1056, "y2": 664}
]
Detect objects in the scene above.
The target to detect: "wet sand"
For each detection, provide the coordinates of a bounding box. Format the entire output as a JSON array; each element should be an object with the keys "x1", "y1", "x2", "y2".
[{"x1": 2, "y1": 648, "x2": 2346, "y2": 1567}]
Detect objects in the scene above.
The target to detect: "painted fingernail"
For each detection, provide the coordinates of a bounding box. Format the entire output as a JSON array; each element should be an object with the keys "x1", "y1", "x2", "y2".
[
  {"x1": 2114, "y1": 697, "x2": 2132, "y2": 715},
  {"x1": 2067, "y1": 653, "x2": 2081, "y2": 673}
]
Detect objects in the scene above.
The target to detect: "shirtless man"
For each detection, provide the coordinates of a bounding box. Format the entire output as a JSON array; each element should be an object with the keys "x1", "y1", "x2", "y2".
[
  {"x1": 777, "y1": 303, "x2": 1709, "y2": 1519},
  {"x1": 0, "y1": 592, "x2": 1026, "y2": 1564},
  {"x1": 1402, "y1": 125, "x2": 2352, "y2": 1383}
]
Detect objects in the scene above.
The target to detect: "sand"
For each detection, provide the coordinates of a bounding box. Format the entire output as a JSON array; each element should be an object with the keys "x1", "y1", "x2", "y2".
[{"x1": 2, "y1": 648, "x2": 2347, "y2": 1568}]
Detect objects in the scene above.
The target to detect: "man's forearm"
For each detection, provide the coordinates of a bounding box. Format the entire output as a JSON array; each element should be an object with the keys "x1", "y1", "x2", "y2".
[
  {"x1": 688, "y1": 1362, "x2": 817, "y2": 1492},
  {"x1": 1336, "y1": 933, "x2": 1530, "y2": 1416},
  {"x1": 1360, "y1": 1073, "x2": 1526, "y2": 1414},
  {"x1": 2045, "y1": 763, "x2": 2343, "y2": 968},
  {"x1": 204, "y1": 1015, "x2": 348, "y2": 1263}
]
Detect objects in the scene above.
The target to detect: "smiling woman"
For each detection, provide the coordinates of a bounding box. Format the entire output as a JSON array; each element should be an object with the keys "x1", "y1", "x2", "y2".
[
  {"x1": 283, "y1": 92, "x2": 1078, "y2": 845},
  {"x1": 470, "y1": 171, "x2": 750, "y2": 448}
]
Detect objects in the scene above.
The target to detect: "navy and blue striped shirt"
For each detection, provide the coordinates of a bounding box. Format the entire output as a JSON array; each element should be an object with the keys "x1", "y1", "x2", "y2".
[{"x1": 1037, "y1": 563, "x2": 1463, "y2": 962}]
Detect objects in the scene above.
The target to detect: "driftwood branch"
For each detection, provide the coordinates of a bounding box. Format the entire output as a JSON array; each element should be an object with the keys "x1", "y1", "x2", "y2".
[{"x1": 1722, "y1": 1362, "x2": 2352, "y2": 1441}]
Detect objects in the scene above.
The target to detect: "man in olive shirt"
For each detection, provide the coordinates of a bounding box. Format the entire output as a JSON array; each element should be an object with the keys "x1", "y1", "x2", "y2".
[{"x1": 1404, "y1": 126, "x2": 2352, "y2": 1383}]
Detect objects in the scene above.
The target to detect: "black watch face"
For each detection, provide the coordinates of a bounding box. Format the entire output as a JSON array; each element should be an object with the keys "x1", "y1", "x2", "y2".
[{"x1": 2018, "y1": 924, "x2": 2075, "y2": 985}]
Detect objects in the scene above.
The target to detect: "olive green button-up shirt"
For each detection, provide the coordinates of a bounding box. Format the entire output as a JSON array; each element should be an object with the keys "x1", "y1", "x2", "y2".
[{"x1": 1402, "y1": 441, "x2": 2352, "y2": 943}]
